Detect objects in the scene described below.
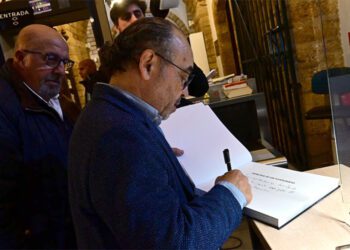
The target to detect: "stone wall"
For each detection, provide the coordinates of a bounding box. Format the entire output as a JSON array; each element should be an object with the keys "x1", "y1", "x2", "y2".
[
  {"x1": 212, "y1": 0, "x2": 236, "y2": 75},
  {"x1": 184, "y1": 0, "x2": 218, "y2": 73},
  {"x1": 167, "y1": 12, "x2": 190, "y2": 36},
  {"x1": 185, "y1": 0, "x2": 344, "y2": 168},
  {"x1": 184, "y1": 0, "x2": 240, "y2": 75},
  {"x1": 55, "y1": 19, "x2": 98, "y2": 107},
  {"x1": 287, "y1": 0, "x2": 344, "y2": 167}
]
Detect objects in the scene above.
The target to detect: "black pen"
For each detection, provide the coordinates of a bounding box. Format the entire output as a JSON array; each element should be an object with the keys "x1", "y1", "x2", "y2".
[{"x1": 223, "y1": 148, "x2": 232, "y2": 171}]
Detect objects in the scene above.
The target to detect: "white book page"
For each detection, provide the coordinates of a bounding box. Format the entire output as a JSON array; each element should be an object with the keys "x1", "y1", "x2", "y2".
[
  {"x1": 160, "y1": 103, "x2": 252, "y2": 191},
  {"x1": 241, "y1": 162, "x2": 339, "y2": 226},
  {"x1": 160, "y1": 103, "x2": 339, "y2": 227}
]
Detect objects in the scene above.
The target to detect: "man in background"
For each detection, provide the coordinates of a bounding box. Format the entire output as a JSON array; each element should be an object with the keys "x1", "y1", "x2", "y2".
[
  {"x1": 78, "y1": 58, "x2": 97, "y2": 102},
  {"x1": 110, "y1": 0, "x2": 209, "y2": 100},
  {"x1": 69, "y1": 17, "x2": 251, "y2": 249},
  {"x1": 0, "y1": 24, "x2": 76, "y2": 248},
  {"x1": 110, "y1": 0, "x2": 147, "y2": 34}
]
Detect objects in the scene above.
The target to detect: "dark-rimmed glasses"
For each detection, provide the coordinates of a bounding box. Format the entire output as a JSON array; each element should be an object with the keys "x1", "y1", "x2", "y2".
[
  {"x1": 120, "y1": 9, "x2": 144, "y2": 21},
  {"x1": 155, "y1": 52, "x2": 194, "y2": 90},
  {"x1": 22, "y1": 49, "x2": 74, "y2": 71}
]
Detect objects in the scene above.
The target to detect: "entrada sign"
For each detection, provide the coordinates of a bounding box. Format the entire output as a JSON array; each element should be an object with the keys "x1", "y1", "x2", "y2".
[{"x1": 0, "y1": 8, "x2": 33, "y2": 30}]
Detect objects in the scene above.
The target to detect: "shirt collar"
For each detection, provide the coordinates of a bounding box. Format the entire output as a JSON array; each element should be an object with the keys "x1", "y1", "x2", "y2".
[
  {"x1": 22, "y1": 81, "x2": 63, "y2": 120},
  {"x1": 103, "y1": 83, "x2": 163, "y2": 126}
]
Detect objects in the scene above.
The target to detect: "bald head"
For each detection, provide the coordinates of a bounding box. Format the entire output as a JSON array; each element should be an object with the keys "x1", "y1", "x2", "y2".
[
  {"x1": 12, "y1": 24, "x2": 70, "y2": 101},
  {"x1": 15, "y1": 24, "x2": 67, "y2": 52}
]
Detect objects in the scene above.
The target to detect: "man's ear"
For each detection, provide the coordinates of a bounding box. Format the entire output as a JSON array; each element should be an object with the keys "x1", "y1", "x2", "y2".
[
  {"x1": 14, "y1": 50, "x2": 25, "y2": 67},
  {"x1": 138, "y1": 49, "x2": 156, "y2": 81}
]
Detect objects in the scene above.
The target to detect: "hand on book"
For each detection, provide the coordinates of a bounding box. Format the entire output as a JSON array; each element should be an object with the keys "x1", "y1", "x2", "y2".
[
  {"x1": 172, "y1": 147, "x2": 184, "y2": 157},
  {"x1": 216, "y1": 170, "x2": 252, "y2": 204}
]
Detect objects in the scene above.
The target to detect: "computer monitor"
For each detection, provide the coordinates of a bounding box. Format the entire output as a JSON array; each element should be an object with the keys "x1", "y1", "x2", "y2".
[{"x1": 209, "y1": 92, "x2": 273, "y2": 152}]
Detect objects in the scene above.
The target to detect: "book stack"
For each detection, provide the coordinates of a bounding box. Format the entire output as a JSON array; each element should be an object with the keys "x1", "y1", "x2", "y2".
[{"x1": 222, "y1": 80, "x2": 253, "y2": 98}]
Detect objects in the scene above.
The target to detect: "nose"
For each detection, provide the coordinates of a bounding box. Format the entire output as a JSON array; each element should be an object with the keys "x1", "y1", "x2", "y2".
[{"x1": 130, "y1": 14, "x2": 138, "y2": 23}]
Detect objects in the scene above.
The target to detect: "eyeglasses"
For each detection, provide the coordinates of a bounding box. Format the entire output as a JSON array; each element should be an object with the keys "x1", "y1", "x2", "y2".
[
  {"x1": 22, "y1": 49, "x2": 74, "y2": 71},
  {"x1": 155, "y1": 52, "x2": 194, "y2": 90},
  {"x1": 120, "y1": 9, "x2": 144, "y2": 21}
]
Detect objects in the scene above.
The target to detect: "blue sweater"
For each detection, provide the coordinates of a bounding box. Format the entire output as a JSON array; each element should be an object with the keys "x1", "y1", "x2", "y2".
[{"x1": 69, "y1": 84, "x2": 243, "y2": 249}]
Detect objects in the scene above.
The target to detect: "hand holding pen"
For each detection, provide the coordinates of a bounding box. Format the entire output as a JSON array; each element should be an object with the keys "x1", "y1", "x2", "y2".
[{"x1": 214, "y1": 148, "x2": 252, "y2": 204}]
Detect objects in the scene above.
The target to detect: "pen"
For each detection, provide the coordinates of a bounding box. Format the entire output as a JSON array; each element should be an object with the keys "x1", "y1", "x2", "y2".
[{"x1": 223, "y1": 148, "x2": 232, "y2": 171}]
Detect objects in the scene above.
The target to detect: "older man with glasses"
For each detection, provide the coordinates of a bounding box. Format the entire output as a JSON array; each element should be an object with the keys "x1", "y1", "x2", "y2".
[
  {"x1": 69, "y1": 17, "x2": 252, "y2": 249},
  {"x1": 0, "y1": 24, "x2": 77, "y2": 248}
]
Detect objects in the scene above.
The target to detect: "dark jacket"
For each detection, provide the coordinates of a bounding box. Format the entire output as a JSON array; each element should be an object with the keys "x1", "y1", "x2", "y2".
[
  {"x1": 0, "y1": 60, "x2": 76, "y2": 249},
  {"x1": 188, "y1": 63, "x2": 209, "y2": 97},
  {"x1": 79, "y1": 70, "x2": 110, "y2": 95},
  {"x1": 69, "y1": 84, "x2": 243, "y2": 249},
  {"x1": 179, "y1": 63, "x2": 209, "y2": 107}
]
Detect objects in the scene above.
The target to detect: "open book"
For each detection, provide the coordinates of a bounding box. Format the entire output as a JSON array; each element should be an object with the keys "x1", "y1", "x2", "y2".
[{"x1": 160, "y1": 103, "x2": 339, "y2": 229}]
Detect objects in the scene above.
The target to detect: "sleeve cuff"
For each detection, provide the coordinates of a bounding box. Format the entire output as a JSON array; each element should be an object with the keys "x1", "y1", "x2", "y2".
[{"x1": 217, "y1": 180, "x2": 247, "y2": 209}]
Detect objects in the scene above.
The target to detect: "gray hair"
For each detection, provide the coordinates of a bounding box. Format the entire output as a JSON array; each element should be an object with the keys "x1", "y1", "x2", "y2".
[{"x1": 105, "y1": 17, "x2": 180, "y2": 73}]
